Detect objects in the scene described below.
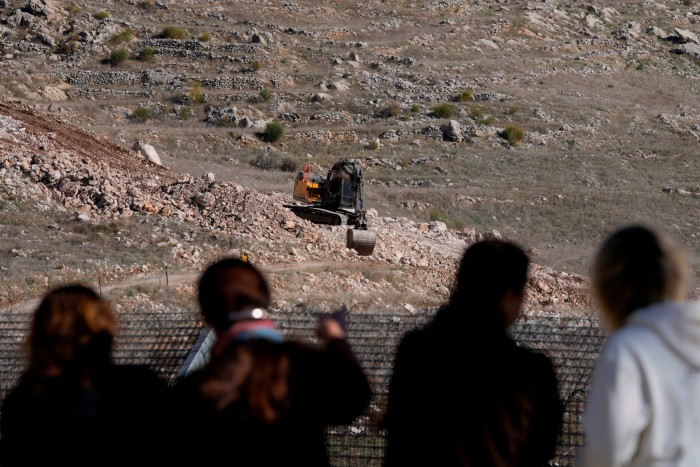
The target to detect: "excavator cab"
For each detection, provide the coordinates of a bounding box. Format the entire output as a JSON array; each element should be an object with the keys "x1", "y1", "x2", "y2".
[{"x1": 284, "y1": 159, "x2": 376, "y2": 255}]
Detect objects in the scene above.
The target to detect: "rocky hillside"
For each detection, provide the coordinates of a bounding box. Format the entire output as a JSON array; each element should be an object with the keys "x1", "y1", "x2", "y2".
[{"x1": 0, "y1": 98, "x2": 589, "y2": 313}]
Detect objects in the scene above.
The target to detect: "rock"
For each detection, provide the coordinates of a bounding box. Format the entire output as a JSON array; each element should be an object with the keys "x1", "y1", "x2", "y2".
[
  {"x1": 442, "y1": 120, "x2": 462, "y2": 142},
  {"x1": 674, "y1": 43, "x2": 700, "y2": 60},
  {"x1": 75, "y1": 212, "x2": 90, "y2": 222},
  {"x1": 132, "y1": 141, "x2": 162, "y2": 166},
  {"x1": 403, "y1": 303, "x2": 417, "y2": 314},
  {"x1": 328, "y1": 81, "x2": 350, "y2": 92},
  {"x1": 646, "y1": 26, "x2": 668, "y2": 39},
  {"x1": 202, "y1": 171, "x2": 215, "y2": 182},
  {"x1": 41, "y1": 86, "x2": 67, "y2": 101},
  {"x1": 674, "y1": 28, "x2": 699, "y2": 44},
  {"x1": 478, "y1": 38, "x2": 499, "y2": 50},
  {"x1": 311, "y1": 93, "x2": 332, "y2": 102},
  {"x1": 194, "y1": 192, "x2": 216, "y2": 208},
  {"x1": 251, "y1": 33, "x2": 266, "y2": 45}
]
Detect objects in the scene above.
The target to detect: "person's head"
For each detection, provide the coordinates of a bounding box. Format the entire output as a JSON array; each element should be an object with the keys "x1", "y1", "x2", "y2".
[
  {"x1": 592, "y1": 225, "x2": 687, "y2": 330},
  {"x1": 26, "y1": 285, "x2": 116, "y2": 387},
  {"x1": 449, "y1": 239, "x2": 530, "y2": 329},
  {"x1": 198, "y1": 257, "x2": 271, "y2": 334}
]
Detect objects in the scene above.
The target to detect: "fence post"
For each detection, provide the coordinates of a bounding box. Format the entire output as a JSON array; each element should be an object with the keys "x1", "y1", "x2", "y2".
[
  {"x1": 98, "y1": 276, "x2": 102, "y2": 295},
  {"x1": 165, "y1": 265, "x2": 169, "y2": 288}
]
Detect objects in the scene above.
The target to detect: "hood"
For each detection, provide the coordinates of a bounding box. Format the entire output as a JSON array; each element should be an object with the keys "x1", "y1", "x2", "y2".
[{"x1": 627, "y1": 300, "x2": 700, "y2": 368}]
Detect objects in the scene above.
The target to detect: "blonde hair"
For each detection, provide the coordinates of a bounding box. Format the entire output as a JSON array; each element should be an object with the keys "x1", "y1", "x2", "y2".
[{"x1": 592, "y1": 225, "x2": 687, "y2": 330}]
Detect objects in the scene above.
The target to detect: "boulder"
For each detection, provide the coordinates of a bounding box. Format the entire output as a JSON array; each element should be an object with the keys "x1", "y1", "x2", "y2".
[
  {"x1": 41, "y1": 86, "x2": 67, "y2": 101},
  {"x1": 328, "y1": 81, "x2": 350, "y2": 92},
  {"x1": 132, "y1": 141, "x2": 162, "y2": 166},
  {"x1": 674, "y1": 28, "x2": 699, "y2": 44},
  {"x1": 442, "y1": 120, "x2": 462, "y2": 142},
  {"x1": 674, "y1": 43, "x2": 700, "y2": 60}
]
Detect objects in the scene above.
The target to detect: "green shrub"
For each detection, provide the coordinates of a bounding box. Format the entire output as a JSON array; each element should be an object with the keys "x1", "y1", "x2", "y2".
[
  {"x1": 478, "y1": 115, "x2": 495, "y2": 125},
  {"x1": 94, "y1": 11, "x2": 110, "y2": 20},
  {"x1": 188, "y1": 81, "x2": 204, "y2": 104},
  {"x1": 470, "y1": 106, "x2": 484, "y2": 118},
  {"x1": 432, "y1": 103, "x2": 453, "y2": 119},
  {"x1": 161, "y1": 26, "x2": 186, "y2": 40},
  {"x1": 178, "y1": 106, "x2": 192, "y2": 120},
  {"x1": 455, "y1": 90, "x2": 473, "y2": 102},
  {"x1": 500, "y1": 125, "x2": 525, "y2": 145},
  {"x1": 132, "y1": 106, "x2": 150, "y2": 122},
  {"x1": 506, "y1": 106, "x2": 518, "y2": 115},
  {"x1": 429, "y1": 210, "x2": 447, "y2": 222},
  {"x1": 110, "y1": 29, "x2": 133, "y2": 45},
  {"x1": 259, "y1": 88, "x2": 273, "y2": 102},
  {"x1": 251, "y1": 153, "x2": 277, "y2": 170},
  {"x1": 198, "y1": 32, "x2": 211, "y2": 42},
  {"x1": 368, "y1": 140, "x2": 380, "y2": 150},
  {"x1": 410, "y1": 103, "x2": 420, "y2": 113},
  {"x1": 278, "y1": 156, "x2": 298, "y2": 172},
  {"x1": 250, "y1": 60, "x2": 262, "y2": 71},
  {"x1": 109, "y1": 48, "x2": 130, "y2": 66},
  {"x1": 377, "y1": 103, "x2": 402, "y2": 118},
  {"x1": 139, "y1": 46, "x2": 155, "y2": 61},
  {"x1": 260, "y1": 122, "x2": 284, "y2": 143}
]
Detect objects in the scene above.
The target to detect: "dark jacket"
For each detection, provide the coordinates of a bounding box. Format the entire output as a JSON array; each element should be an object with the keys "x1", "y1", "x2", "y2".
[
  {"x1": 174, "y1": 337, "x2": 371, "y2": 467},
  {"x1": 0, "y1": 364, "x2": 173, "y2": 467},
  {"x1": 384, "y1": 308, "x2": 563, "y2": 467}
]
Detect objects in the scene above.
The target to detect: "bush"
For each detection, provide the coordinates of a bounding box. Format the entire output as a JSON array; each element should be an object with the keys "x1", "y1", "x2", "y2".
[
  {"x1": 410, "y1": 103, "x2": 420, "y2": 113},
  {"x1": 432, "y1": 103, "x2": 453, "y2": 119},
  {"x1": 109, "y1": 48, "x2": 130, "y2": 66},
  {"x1": 376, "y1": 102, "x2": 402, "y2": 118},
  {"x1": 259, "y1": 88, "x2": 273, "y2": 102},
  {"x1": 278, "y1": 156, "x2": 298, "y2": 172},
  {"x1": 259, "y1": 122, "x2": 284, "y2": 143},
  {"x1": 110, "y1": 29, "x2": 133, "y2": 45},
  {"x1": 178, "y1": 106, "x2": 192, "y2": 120},
  {"x1": 368, "y1": 140, "x2": 380, "y2": 150},
  {"x1": 250, "y1": 60, "x2": 262, "y2": 71},
  {"x1": 94, "y1": 11, "x2": 110, "y2": 20},
  {"x1": 161, "y1": 26, "x2": 186, "y2": 40},
  {"x1": 139, "y1": 46, "x2": 155, "y2": 61},
  {"x1": 500, "y1": 125, "x2": 525, "y2": 145},
  {"x1": 251, "y1": 153, "x2": 277, "y2": 170},
  {"x1": 478, "y1": 115, "x2": 495, "y2": 125},
  {"x1": 188, "y1": 81, "x2": 204, "y2": 104},
  {"x1": 132, "y1": 106, "x2": 150, "y2": 122},
  {"x1": 470, "y1": 106, "x2": 484, "y2": 118},
  {"x1": 199, "y1": 32, "x2": 211, "y2": 42},
  {"x1": 455, "y1": 90, "x2": 473, "y2": 102}
]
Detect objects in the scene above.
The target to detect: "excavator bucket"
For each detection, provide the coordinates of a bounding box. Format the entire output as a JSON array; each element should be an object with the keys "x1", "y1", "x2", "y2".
[{"x1": 346, "y1": 229, "x2": 377, "y2": 256}]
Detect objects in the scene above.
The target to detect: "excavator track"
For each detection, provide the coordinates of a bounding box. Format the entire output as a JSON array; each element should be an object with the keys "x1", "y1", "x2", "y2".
[{"x1": 283, "y1": 205, "x2": 349, "y2": 226}]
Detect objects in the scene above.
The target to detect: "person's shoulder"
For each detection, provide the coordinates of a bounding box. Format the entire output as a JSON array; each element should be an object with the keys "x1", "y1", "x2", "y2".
[
  {"x1": 111, "y1": 364, "x2": 168, "y2": 388},
  {"x1": 513, "y1": 345, "x2": 556, "y2": 374}
]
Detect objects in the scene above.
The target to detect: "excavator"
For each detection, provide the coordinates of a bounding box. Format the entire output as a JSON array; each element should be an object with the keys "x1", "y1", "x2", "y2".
[{"x1": 284, "y1": 158, "x2": 377, "y2": 256}]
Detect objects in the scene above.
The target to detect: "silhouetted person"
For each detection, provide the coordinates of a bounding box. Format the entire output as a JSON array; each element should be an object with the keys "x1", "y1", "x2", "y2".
[
  {"x1": 0, "y1": 285, "x2": 173, "y2": 467},
  {"x1": 175, "y1": 258, "x2": 371, "y2": 467},
  {"x1": 384, "y1": 240, "x2": 563, "y2": 467},
  {"x1": 578, "y1": 225, "x2": 700, "y2": 467}
]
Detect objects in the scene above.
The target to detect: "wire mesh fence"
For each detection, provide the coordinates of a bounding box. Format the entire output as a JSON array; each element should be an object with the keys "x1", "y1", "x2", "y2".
[{"x1": 274, "y1": 310, "x2": 607, "y2": 467}]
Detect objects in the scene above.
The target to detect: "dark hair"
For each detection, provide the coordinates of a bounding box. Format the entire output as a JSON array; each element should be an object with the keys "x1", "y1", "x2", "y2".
[
  {"x1": 452, "y1": 240, "x2": 529, "y2": 309},
  {"x1": 436, "y1": 240, "x2": 529, "y2": 332},
  {"x1": 25, "y1": 285, "x2": 116, "y2": 391},
  {"x1": 592, "y1": 225, "x2": 686, "y2": 329},
  {"x1": 198, "y1": 258, "x2": 271, "y2": 333}
]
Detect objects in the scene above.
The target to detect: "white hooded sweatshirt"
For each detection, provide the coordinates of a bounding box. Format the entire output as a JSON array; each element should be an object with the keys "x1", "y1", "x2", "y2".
[{"x1": 577, "y1": 300, "x2": 700, "y2": 467}]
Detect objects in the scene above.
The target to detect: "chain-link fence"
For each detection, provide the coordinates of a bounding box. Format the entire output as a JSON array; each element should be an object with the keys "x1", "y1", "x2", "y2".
[{"x1": 273, "y1": 310, "x2": 607, "y2": 467}]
